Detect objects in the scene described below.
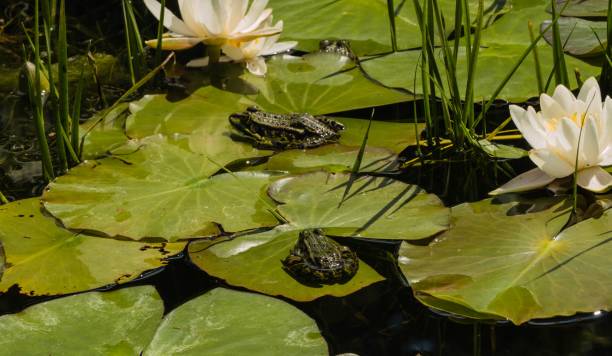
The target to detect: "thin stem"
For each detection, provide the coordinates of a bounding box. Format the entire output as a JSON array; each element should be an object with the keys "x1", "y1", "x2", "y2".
[
  {"x1": 528, "y1": 21, "x2": 544, "y2": 93},
  {"x1": 0, "y1": 191, "x2": 8, "y2": 204},
  {"x1": 207, "y1": 45, "x2": 221, "y2": 65},
  {"x1": 386, "y1": 0, "x2": 398, "y2": 51},
  {"x1": 154, "y1": 0, "x2": 166, "y2": 66}
]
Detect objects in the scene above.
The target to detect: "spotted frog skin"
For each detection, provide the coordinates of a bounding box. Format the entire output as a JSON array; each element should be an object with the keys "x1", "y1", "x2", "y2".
[
  {"x1": 229, "y1": 106, "x2": 344, "y2": 150},
  {"x1": 282, "y1": 228, "x2": 359, "y2": 285},
  {"x1": 318, "y1": 39, "x2": 356, "y2": 60}
]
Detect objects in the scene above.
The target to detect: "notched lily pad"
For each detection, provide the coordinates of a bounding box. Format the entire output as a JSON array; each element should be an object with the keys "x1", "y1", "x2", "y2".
[
  {"x1": 0, "y1": 286, "x2": 163, "y2": 355},
  {"x1": 42, "y1": 138, "x2": 280, "y2": 241},
  {"x1": 144, "y1": 287, "x2": 328, "y2": 355},
  {"x1": 269, "y1": 171, "x2": 450, "y2": 239},
  {"x1": 189, "y1": 228, "x2": 384, "y2": 301},
  {"x1": 399, "y1": 196, "x2": 612, "y2": 324},
  {"x1": 0, "y1": 198, "x2": 185, "y2": 296}
]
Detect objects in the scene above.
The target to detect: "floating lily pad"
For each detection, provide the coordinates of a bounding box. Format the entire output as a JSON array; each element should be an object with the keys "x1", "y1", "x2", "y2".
[
  {"x1": 242, "y1": 54, "x2": 412, "y2": 113},
  {"x1": 478, "y1": 139, "x2": 528, "y2": 159},
  {"x1": 359, "y1": 44, "x2": 599, "y2": 102},
  {"x1": 270, "y1": 0, "x2": 504, "y2": 55},
  {"x1": 541, "y1": 18, "x2": 607, "y2": 57},
  {"x1": 127, "y1": 54, "x2": 411, "y2": 141},
  {"x1": 548, "y1": 0, "x2": 608, "y2": 17},
  {"x1": 264, "y1": 144, "x2": 397, "y2": 173},
  {"x1": 189, "y1": 228, "x2": 385, "y2": 301},
  {"x1": 0, "y1": 286, "x2": 163, "y2": 355},
  {"x1": 335, "y1": 117, "x2": 425, "y2": 153},
  {"x1": 42, "y1": 138, "x2": 280, "y2": 241},
  {"x1": 80, "y1": 103, "x2": 130, "y2": 159},
  {"x1": 270, "y1": 171, "x2": 449, "y2": 239},
  {"x1": 144, "y1": 287, "x2": 328, "y2": 355},
  {"x1": 0, "y1": 198, "x2": 185, "y2": 296},
  {"x1": 190, "y1": 172, "x2": 447, "y2": 300},
  {"x1": 399, "y1": 196, "x2": 612, "y2": 324}
]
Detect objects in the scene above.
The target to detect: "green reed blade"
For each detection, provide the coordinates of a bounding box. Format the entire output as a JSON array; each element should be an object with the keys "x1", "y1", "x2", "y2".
[
  {"x1": 58, "y1": 0, "x2": 71, "y2": 166},
  {"x1": 154, "y1": 0, "x2": 166, "y2": 66},
  {"x1": 0, "y1": 190, "x2": 8, "y2": 205},
  {"x1": 550, "y1": 0, "x2": 569, "y2": 86},
  {"x1": 528, "y1": 21, "x2": 544, "y2": 93},
  {"x1": 386, "y1": 0, "x2": 398, "y2": 52}
]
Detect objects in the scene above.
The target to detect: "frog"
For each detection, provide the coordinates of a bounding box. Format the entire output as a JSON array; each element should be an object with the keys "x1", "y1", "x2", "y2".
[
  {"x1": 282, "y1": 228, "x2": 359, "y2": 286},
  {"x1": 229, "y1": 106, "x2": 345, "y2": 150},
  {"x1": 318, "y1": 39, "x2": 357, "y2": 60}
]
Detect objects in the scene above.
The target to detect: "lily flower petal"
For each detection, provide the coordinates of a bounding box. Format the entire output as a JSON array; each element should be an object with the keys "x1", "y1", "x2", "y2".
[
  {"x1": 551, "y1": 83, "x2": 577, "y2": 113},
  {"x1": 529, "y1": 149, "x2": 575, "y2": 178},
  {"x1": 581, "y1": 115, "x2": 602, "y2": 167},
  {"x1": 509, "y1": 105, "x2": 546, "y2": 149},
  {"x1": 145, "y1": 37, "x2": 202, "y2": 50},
  {"x1": 489, "y1": 168, "x2": 555, "y2": 195},
  {"x1": 246, "y1": 57, "x2": 267, "y2": 76},
  {"x1": 143, "y1": 0, "x2": 194, "y2": 36},
  {"x1": 576, "y1": 166, "x2": 612, "y2": 192}
]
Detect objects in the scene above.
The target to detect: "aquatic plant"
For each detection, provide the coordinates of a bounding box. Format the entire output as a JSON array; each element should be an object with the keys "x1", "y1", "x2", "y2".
[
  {"x1": 142, "y1": 0, "x2": 289, "y2": 71},
  {"x1": 491, "y1": 77, "x2": 612, "y2": 195}
]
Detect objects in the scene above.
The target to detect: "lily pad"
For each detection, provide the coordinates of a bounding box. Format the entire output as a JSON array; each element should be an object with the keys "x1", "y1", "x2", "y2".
[
  {"x1": 270, "y1": 171, "x2": 449, "y2": 239},
  {"x1": 270, "y1": 0, "x2": 503, "y2": 55},
  {"x1": 548, "y1": 0, "x2": 608, "y2": 17},
  {"x1": 242, "y1": 54, "x2": 412, "y2": 113},
  {"x1": 335, "y1": 117, "x2": 425, "y2": 154},
  {"x1": 80, "y1": 103, "x2": 131, "y2": 159},
  {"x1": 478, "y1": 139, "x2": 528, "y2": 159},
  {"x1": 541, "y1": 17, "x2": 607, "y2": 57},
  {"x1": 190, "y1": 171, "x2": 447, "y2": 300},
  {"x1": 42, "y1": 138, "x2": 280, "y2": 241},
  {"x1": 264, "y1": 144, "x2": 397, "y2": 173},
  {"x1": 0, "y1": 286, "x2": 163, "y2": 355},
  {"x1": 189, "y1": 228, "x2": 385, "y2": 302},
  {"x1": 144, "y1": 287, "x2": 328, "y2": 355},
  {"x1": 359, "y1": 44, "x2": 599, "y2": 102},
  {"x1": 399, "y1": 196, "x2": 612, "y2": 324},
  {"x1": 127, "y1": 54, "x2": 411, "y2": 140},
  {"x1": 0, "y1": 198, "x2": 185, "y2": 296}
]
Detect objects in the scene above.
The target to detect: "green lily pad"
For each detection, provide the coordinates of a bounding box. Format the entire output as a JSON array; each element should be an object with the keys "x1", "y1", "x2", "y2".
[
  {"x1": 399, "y1": 196, "x2": 612, "y2": 324},
  {"x1": 42, "y1": 138, "x2": 280, "y2": 241},
  {"x1": 548, "y1": 0, "x2": 608, "y2": 17},
  {"x1": 478, "y1": 139, "x2": 528, "y2": 159},
  {"x1": 270, "y1": 171, "x2": 449, "y2": 239},
  {"x1": 264, "y1": 144, "x2": 397, "y2": 173},
  {"x1": 335, "y1": 117, "x2": 425, "y2": 154},
  {"x1": 0, "y1": 286, "x2": 163, "y2": 355},
  {"x1": 541, "y1": 17, "x2": 607, "y2": 57},
  {"x1": 241, "y1": 54, "x2": 412, "y2": 114},
  {"x1": 80, "y1": 103, "x2": 131, "y2": 159},
  {"x1": 127, "y1": 54, "x2": 411, "y2": 140},
  {"x1": 0, "y1": 198, "x2": 185, "y2": 296},
  {"x1": 270, "y1": 0, "x2": 504, "y2": 55},
  {"x1": 190, "y1": 171, "x2": 446, "y2": 300},
  {"x1": 359, "y1": 44, "x2": 599, "y2": 101},
  {"x1": 189, "y1": 228, "x2": 385, "y2": 301},
  {"x1": 144, "y1": 287, "x2": 328, "y2": 355}
]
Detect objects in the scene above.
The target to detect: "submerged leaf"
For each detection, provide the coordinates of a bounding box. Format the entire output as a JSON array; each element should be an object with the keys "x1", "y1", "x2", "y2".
[
  {"x1": 42, "y1": 138, "x2": 280, "y2": 241},
  {"x1": 0, "y1": 286, "x2": 163, "y2": 355},
  {"x1": 0, "y1": 198, "x2": 185, "y2": 296},
  {"x1": 400, "y1": 196, "x2": 612, "y2": 324},
  {"x1": 144, "y1": 287, "x2": 328, "y2": 355}
]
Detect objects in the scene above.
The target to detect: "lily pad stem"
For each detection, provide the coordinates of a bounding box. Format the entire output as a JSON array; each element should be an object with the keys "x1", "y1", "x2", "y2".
[{"x1": 207, "y1": 45, "x2": 222, "y2": 66}]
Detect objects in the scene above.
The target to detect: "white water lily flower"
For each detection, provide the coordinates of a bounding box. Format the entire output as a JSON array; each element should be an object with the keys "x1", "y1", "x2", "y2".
[
  {"x1": 143, "y1": 0, "x2": 282, "y2": 49},
  {"x1": 219, "y1": 30, "x2": 297, "y2": 76},
  {"x1": 490, "y1": 77, "x2": 612, "y2": 195}
]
